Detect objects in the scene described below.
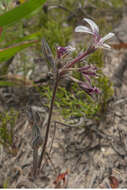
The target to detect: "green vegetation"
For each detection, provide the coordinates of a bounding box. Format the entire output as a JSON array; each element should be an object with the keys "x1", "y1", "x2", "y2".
[
  {"x1": 39, "y1": 13, "x2": 73, "y2": 52},
  {"x1": 3, "y1": 178, "x2": 8, "y2": 188},
  {"x1": 0, "y1": 109, "x2": 18, "y2": 155}
]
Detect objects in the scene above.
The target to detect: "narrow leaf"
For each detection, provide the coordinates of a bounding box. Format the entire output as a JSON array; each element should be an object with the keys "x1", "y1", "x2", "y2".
[
  {"x1": 0, "y1": 40, "x2": 38, "y2": 62},
  {"x1": 0, "y1": 74, "x2": 34, "y2": 87},
  {"x1": 5, "y1": 31, "x2": 42, "y2": 46},
  {"x1": 0, "y1": 0, "x2": 46, "y2": 27}
]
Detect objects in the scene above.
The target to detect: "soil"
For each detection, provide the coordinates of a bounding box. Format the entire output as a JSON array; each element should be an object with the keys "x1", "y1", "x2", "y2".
[{"x1": 1, "y1": 8, "x2": 127, "y2": 188}]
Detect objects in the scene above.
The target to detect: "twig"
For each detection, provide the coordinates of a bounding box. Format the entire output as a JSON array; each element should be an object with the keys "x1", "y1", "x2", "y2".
[
  {"x1": 41, "y1": 120, "x2": 57, "y2": 172},
  {"x1": 45, "y1": 152, "x2": 57, "y2": 174},
  {"x1": 32, "y1": 125, "x2": 43, "y2": 177},
  {"x1": 54, "y1": 118, "x2": 85, "y2": 128}
]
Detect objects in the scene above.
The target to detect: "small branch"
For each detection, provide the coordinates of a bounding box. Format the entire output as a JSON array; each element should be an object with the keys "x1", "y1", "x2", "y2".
[
  {"x1": 45, "y1": 152, "x2": 57, "y2": 174},
  {"x1": 41, "y1": 121, "x2": 57, "y2": 172}
]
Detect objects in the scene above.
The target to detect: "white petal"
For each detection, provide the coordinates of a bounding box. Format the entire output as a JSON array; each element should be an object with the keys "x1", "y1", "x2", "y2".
[
  {"x1": 83, "y1": 18, "x2": 99, "y2": 34},
  {"x1": 66, "y1": 45, "x2": 76, "y2": 52},
  {"x1": 101, "y1": 43, "x2": 111, "y2": 49},
  {"x1": 100, "y1": 32, "x2": 115, "y2": 43},
  {"x1": 75, "y1": 25, "x2": 94, "y2": 35}
]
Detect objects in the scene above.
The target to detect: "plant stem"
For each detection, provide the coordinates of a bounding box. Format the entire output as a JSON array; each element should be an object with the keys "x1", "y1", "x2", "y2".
[
  {"x1": 60, "y1": 47, "x2": 96, "y2": 76},
  {"x1": 38, "y1": 71, "x2": 59, "y2": 169}
]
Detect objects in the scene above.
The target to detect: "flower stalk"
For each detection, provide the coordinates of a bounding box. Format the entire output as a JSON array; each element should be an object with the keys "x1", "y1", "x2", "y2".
[
  {"x1": 60, "y1": 46, "x2": 96, "y2": 76},
  {"x1": 38, "y1": 71, "x2": 60, "y2": 169}
]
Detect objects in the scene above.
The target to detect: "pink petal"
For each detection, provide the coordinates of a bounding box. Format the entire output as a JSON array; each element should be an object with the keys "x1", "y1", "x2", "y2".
[
  {"x1": 80, "y1": 82, "x2": 91, "y2": 89},
  {"x1": 101, "y1": 43, "x2": 111, "y2": 49},
  {"x1": 75, "y1": 25, "x2": 94, "y2": 35},
  {"x1": 84, "y1": 74, "x2": 91, "y2": 84},
  {"x1": 83, "y1": 18, "x2": 99, "y2": 34},
  {"x1": 100, "y1": 33, "x2": 115, "y2": 43},
  {"x1": 66, "y1": 45, "x2": 76, "y2": 52}
]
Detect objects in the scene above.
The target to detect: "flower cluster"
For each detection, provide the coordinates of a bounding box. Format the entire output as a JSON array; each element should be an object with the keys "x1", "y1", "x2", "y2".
[
  {"x1": 75, "y1": 18, "x2": 114, "y2": 49},
  {"x1": 80, "y1": 82, "x2": 100, "y2": 95},
  {"x1": 58, "y1": 18, "x2": 114, "y2": 96},
  {"x1": 78, "y1": 64, "x2": 100, "y2": 95},
  {"x1": 79, "y1": 65, "x2": 97, "y2": 82}
]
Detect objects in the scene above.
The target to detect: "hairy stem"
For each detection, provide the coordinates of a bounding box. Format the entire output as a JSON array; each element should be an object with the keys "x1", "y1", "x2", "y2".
[{"x1": 38, "y1": 72, "x2": 59, "y2": 169}]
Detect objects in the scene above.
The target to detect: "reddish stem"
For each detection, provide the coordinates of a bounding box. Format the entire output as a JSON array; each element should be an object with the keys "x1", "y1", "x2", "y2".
[
  {"x1": 38, "y1": 71, "x2": 59, "y2": 169},
  {"x1": 60, "y1": 47, "x2": 96, "y2": 75}
]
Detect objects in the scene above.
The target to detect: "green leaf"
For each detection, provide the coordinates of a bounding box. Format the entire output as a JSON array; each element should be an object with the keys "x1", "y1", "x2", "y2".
[
  {"x1": 0, "y1": 81, "x2": 16, "y2": 87},
  {"x1": 0, "y1": 0, "x2": 46, "y2": 27},
  {"x1": 5, "y1": 30, "x2": 42, "y2": 46},
  {"x1": 0, "y1": 40, "x2": 38, "y2": 62}
]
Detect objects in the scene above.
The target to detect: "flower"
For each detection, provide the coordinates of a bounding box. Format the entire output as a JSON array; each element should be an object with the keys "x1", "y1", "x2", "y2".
[
  {"x1": 79, "y1": 65, "x2": 97, "y2": 83},
  {"x1": 57, "y1": 45, "x2": 76, "y2": 58},
  {"x1": 79, "y1": 65, "x2": 97, "y2": 76},
  {"x1": 79, "y1": 65, "x2": 99, "y2": 95},
  {"x1": 80, "y1": 82, "x2": 100, "y2": 95},
  {"x1": 69, "y1": 71, "x2": 100, "y2": 96},
  {"x1": 75, "y1": 18, "x2": 115, "y2": 49}
]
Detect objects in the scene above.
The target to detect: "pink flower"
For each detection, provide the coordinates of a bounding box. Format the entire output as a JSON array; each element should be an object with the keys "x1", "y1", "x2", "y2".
[
  {"x1": 79, "y1": 65, "x2": 97, "y2": 84},
  {"x1": 57, "y1": 45, "x2": 75, "y2": 58},
  {"x1": 79, "y1": 65, "x2": 97, "y2": 76},
  {"x1": 75, "y1": 18, "x2": 115, "y2": 49},
  {"x1": 80, "y1": 82, "x2": 100, "y2": 95}
]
